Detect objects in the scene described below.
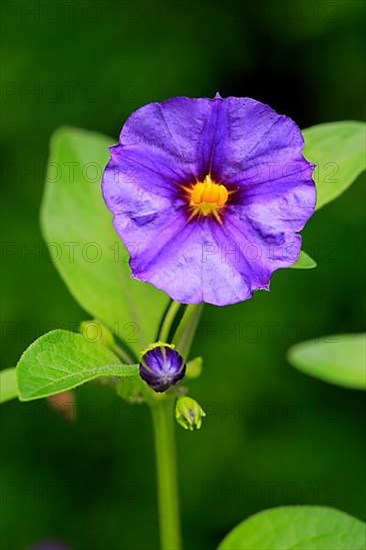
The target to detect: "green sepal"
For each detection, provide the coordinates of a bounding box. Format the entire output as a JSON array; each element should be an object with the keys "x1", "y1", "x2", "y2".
[{"x1": 140, "y1": 341, "x2": 175, "y2": 357}]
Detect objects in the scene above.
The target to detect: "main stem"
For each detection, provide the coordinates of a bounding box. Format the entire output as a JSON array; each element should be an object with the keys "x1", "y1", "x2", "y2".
[
  {"x1": 151, "y1": 397, "x2": 181, "y2": 550},
  {"x1": 150, "y1": 303, "x2": 202, "y2": 549}
]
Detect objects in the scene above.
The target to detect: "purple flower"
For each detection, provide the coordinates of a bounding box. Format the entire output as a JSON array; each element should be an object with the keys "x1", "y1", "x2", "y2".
[
  {"x1": 139, "y1": 345, "x2": 186, "y2": 392},
  {"x1": 102, "y1": 94, "x2": 316, "y2": 306}
]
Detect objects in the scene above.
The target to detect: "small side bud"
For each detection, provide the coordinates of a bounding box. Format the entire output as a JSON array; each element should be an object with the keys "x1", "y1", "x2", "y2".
[
  {"x1": 186, "y1": 356, "x2": 203, "y2": 379},
  {"x1": 80, "y1": 320, "x2": 114, "y2": 348},
  {"x1": 139, "y1": 344, "x2": 186, "y2": 393},
  {"x1": 175, "y1": 396, "x2": 206, "y2": 431}
]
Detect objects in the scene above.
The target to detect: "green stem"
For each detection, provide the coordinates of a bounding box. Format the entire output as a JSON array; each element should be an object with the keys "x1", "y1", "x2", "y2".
[
  {"x1": 159, "y1": 301, "x2": 181, "y2": 343},
  {"x1": 151, "y1": 398, "x2": 181, "y2": 550},
  {"x1": 150, "y1": 303, "x2": 203, "y2": 549},
  {"x1": 172, "y1": 304, "x2": 204, "y2": 360},
  {"x1": 112, "y1": 342, "x2": 135, "y2": 365}
]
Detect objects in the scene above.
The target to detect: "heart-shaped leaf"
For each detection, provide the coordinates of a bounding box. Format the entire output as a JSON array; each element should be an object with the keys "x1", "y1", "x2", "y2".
[
  {"x1": 218, "y1": 506, "x2": 366, "y2": 550},
  {"x1": 17, "y1": 330, "x2": 138, "y2": 401},
  {"x1": 41, "y1": 127, "x2": 169, "y2": 355},
  {"x1": 303, "y1": 121, "x2": 365, "y2": 210},
  {"x1": 287, "y1": 333, "x2": 366, "y2": 390},
  {"x1": 291, "y1": 250, "x2": 317, "y2": 269}
]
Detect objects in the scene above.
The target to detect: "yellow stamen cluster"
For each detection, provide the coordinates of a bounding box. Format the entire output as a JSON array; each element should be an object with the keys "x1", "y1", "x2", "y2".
[{"x1": 185, "y1": 174, "x2": 229, "y2": 220}]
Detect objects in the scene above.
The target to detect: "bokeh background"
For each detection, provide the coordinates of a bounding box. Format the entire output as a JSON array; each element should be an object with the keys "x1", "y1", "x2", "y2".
[{"x1": 1, "y1": 1, "x2": 365, "y2": 549}]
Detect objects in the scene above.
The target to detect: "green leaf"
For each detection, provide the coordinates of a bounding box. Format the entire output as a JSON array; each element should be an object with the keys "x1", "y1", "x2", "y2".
[
  {"x1": 303, "y1": 121, "x2": 366, "y2": 210},
  {"x1": 291, "y1": 250, "x2": 317, "y2": 269},
  {"x1": 116, "y1": 372, "x2": 157, "y2": 405},
  {"x1": 287, "y1": 334, "x2": 366, "y2": 390},
  {"x1": 41, "y1": 127, "x2": 169, "y2": 355},
  {"x1": 116, "y1": 373, "x2": 145, "y2": 403},
  {"x1": 0, "y1": 368, "x2": 18, "y2": 403},
  {"x1": 218, "y1": 506, "x2": 366, "y2": 550},
  {"x1": 17, "y1": 330, "x2": 138, "y2": 401}
]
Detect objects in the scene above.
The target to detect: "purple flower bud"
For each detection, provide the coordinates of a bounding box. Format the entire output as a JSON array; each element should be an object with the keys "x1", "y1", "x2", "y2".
[{"x1": 139, "y1": 345, "x2": 186, "y2": 393}]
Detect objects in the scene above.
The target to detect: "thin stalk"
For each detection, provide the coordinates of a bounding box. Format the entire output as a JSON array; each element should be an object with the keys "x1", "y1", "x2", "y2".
[
  {"x1": 151, "y1": 398, "x2": 181, "y2": 550},
  {"x1": 112, "y1": 342, "x2": 135, "y2": 365},
  {"x1": 159, "y1": 301, "x2": 181, "y2": 343},
  {"x1": 172, "y1": 304, "x2": 204, "y2": 360}
]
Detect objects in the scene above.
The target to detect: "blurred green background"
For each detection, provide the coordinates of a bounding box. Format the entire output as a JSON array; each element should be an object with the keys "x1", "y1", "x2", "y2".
[{"x1": 1, "y1": 1, "x2": 365, "y2": 549}]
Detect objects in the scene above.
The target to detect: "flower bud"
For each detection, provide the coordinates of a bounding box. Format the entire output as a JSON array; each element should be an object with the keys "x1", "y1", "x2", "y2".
[
  {"x1": 139, "y1": 344, "x2": 186, "y2": 393},
  {"x1": 186, "y1": 356, "x2": 203, "y2": 379},
  {"x1": 175, "y1": 396, "x2": 206, "y2": 430}
]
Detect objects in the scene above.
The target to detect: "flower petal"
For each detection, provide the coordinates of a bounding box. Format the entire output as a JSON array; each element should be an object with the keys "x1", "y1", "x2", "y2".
[
  {"x1": 207, "y1": 97, "x2": 312, "y2": 187},
  {"x1": 118, "y1": 97, "x2": 219, "y2": 182},
  {"x1": 131, "y1": 219, "x2": 252, "y2": 305},
  {"x1": 231, "y1": 163, "x2": 316, "y2": 242},
  {"x1": 126, "y1": 211, "x2": 290, "y2": 306},
  {"x1": 102, "y1": 95, "x2": 316, "y2": 306},
  {"x1": 102, "y1": 145, "x2": 179, "y2": 227}
]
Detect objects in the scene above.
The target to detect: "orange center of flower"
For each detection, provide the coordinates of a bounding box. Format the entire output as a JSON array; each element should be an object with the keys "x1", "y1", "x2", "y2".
[{"x1": 185, "y1": 174, "x2": 229, "y2": 220}]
